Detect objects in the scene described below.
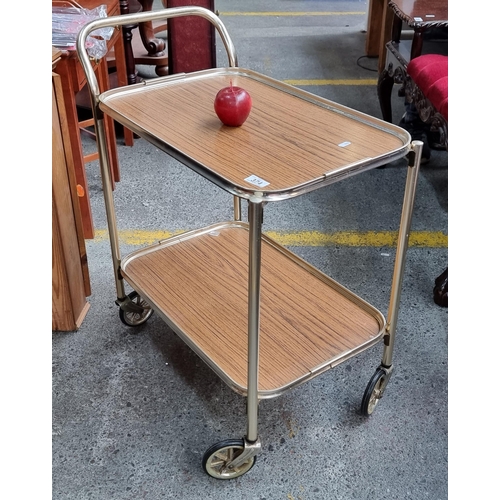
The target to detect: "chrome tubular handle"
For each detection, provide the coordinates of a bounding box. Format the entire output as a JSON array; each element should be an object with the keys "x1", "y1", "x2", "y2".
[{"x1": 76, "y1": 6, "x2": 238, "y2": 98}]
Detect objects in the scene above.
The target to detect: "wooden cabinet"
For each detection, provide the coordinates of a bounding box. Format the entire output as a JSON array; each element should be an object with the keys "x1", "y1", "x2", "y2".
[{"x1": 52, "y1": 48, "x2": 91, "y2": 331}]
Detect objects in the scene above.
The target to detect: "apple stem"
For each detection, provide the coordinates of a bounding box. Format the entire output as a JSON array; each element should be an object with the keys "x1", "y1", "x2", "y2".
[{"x1": 230, "y1": 79, "x2": 233, "y2": 91}]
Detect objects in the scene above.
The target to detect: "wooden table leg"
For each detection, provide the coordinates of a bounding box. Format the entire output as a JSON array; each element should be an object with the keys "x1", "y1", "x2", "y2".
[
  {"x1": 378, "y1": 1, "x2": 394, "y2": 73},
  {"x1": 55, "y1": 59, "x2": 95, "y2": 240},
  {"x1": 365, "y1": 0, "x2": 394, "y2": 65},
  {"x1": 113, "y1": 23, "x2": 135, "y2": 146},
  {"x1": 365, "y1": 0, "x2": 384, "y2": 57},
  {"x1": 96, "y1": 59, "x2": 120, "y2": 185},
  {"x1": 53, "y1": 69, "x2": 92, "y2": 298}
]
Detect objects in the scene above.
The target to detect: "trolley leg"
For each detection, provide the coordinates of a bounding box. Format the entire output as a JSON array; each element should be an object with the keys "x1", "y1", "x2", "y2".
[
  {"x1": 382, "y1": 140, "x2": 423, "y2": 367},
  {"x1": 94, "y1": 114, "x2": 126, "y2": 300},
  {"x1": 95, "y1": 115, "x2": 151, "y2": 325},
  {"x1": 361, "y1": 140, "x2": 422, "y2": 416},
  {"x1": 201, "y1": 200, "x2": 263, "y2": 479},
  {"x1": 93, "y1": 97, "x2": 152, "y2": 325},
  {"x1": 246, "y1": 200, "x2": 263, "y2": 444}
]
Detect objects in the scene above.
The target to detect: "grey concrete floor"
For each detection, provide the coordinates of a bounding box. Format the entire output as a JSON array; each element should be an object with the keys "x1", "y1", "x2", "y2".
[{"x1": 52, "y1": 1, "x2": 449, "y2": 498}]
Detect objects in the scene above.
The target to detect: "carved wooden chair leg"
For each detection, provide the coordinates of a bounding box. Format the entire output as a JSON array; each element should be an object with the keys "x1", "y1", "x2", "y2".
[
  {"x1": 377, "y1": 67, "x2": 395, "y2": 123},
  {"x1": 433, "y1": 268, "x2": 448, "y2": 307},
  {"x1": 137, "y1": 0, "x2": 169, "y2": 77}
]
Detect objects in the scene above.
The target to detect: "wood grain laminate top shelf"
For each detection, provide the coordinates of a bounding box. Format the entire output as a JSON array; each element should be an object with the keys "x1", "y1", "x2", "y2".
[
  {"x1": 99, "y1": 68, "x2": 410, "y2": 199},
  {"x1": 121, "y1": 223, "x2": 385, "y2": 398}
]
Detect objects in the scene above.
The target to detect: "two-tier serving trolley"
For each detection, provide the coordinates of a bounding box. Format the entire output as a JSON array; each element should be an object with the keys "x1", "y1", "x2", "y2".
[{"x1": 77, "y1": 7, "x2": 423, "y2": 479}]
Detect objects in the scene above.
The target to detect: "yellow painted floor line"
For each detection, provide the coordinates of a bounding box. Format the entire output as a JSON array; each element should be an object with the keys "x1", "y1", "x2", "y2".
[
  {"x1": 93, "y1": 229, "x2": 448, "y2": 248},
  {"x1": 219, "y1": 12, "x2": 365, "y2": 17},
  {"x1": 265, "y1": 230, "x2": 448, "y2": 247},
  {"x1": 284, "y1": 79, "x2": 378, "y2": 86}
]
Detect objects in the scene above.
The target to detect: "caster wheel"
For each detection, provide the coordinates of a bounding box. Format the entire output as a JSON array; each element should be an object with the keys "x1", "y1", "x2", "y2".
[
  {"x1": 119, "y1": 291, "x2": 153, "y2": 326},
  {"x1": 202, "y1": 439, "x2": 256, "y2": 479},
  {"x1": 361, "y1": 368, "x2": 387, "y2": 416}
]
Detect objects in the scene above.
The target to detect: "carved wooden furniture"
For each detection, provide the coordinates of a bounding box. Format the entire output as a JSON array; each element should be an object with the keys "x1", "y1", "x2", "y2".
[
  {"x1": 118, "y1": 0, "x2": 169, "y2": 84},
  {"x1": 53, "y1": 0, "x2": 130, "y2": 239},
  {"x1": 118, "y1": 1, "x2": 216, "y2": 84},
  {"x1": 377, "y1": 0, "x2": 448, "y2": 123},
  {"x1": 404, "y1": 54, "x2": 448, "y2": 307},
  {"x1": 53, "y1": 48, "x2": 91, "y2": 331}
]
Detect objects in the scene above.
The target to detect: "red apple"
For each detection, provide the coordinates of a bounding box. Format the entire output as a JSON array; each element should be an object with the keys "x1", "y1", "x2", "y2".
[{"x1": 214, "y1": 81, "x2": 252, "y2": 127}]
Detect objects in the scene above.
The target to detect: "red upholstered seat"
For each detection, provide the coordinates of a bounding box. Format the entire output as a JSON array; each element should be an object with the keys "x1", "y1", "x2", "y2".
[
  {"x1": 406, "y1": 54, "x2": 449, "y2": 308},
  {"x1": 407, "y1": 55, "x2": 448, "y2": 121}
]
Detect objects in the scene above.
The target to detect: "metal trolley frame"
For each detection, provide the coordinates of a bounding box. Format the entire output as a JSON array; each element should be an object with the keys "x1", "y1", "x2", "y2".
[{"x1": 77, "y1": 7, "x2": 422, "y2": 479}]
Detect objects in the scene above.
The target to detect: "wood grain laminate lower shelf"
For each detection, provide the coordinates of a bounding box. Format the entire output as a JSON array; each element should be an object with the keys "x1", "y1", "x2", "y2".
[{"x1": 121, "y1": 222, "x2": 385, "y2": 398}]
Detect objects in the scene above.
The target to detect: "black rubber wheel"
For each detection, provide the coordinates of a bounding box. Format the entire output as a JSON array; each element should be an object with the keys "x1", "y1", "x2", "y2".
[
  {"x1": 202, "y1": 439, "x2": 256, "y2": 479},
  {"x1": 361, "y1": 368, "x2": 387, "y2": 416},
  {"x1": 119, "y1": 291, "x2": 153, "y2": 326}
]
